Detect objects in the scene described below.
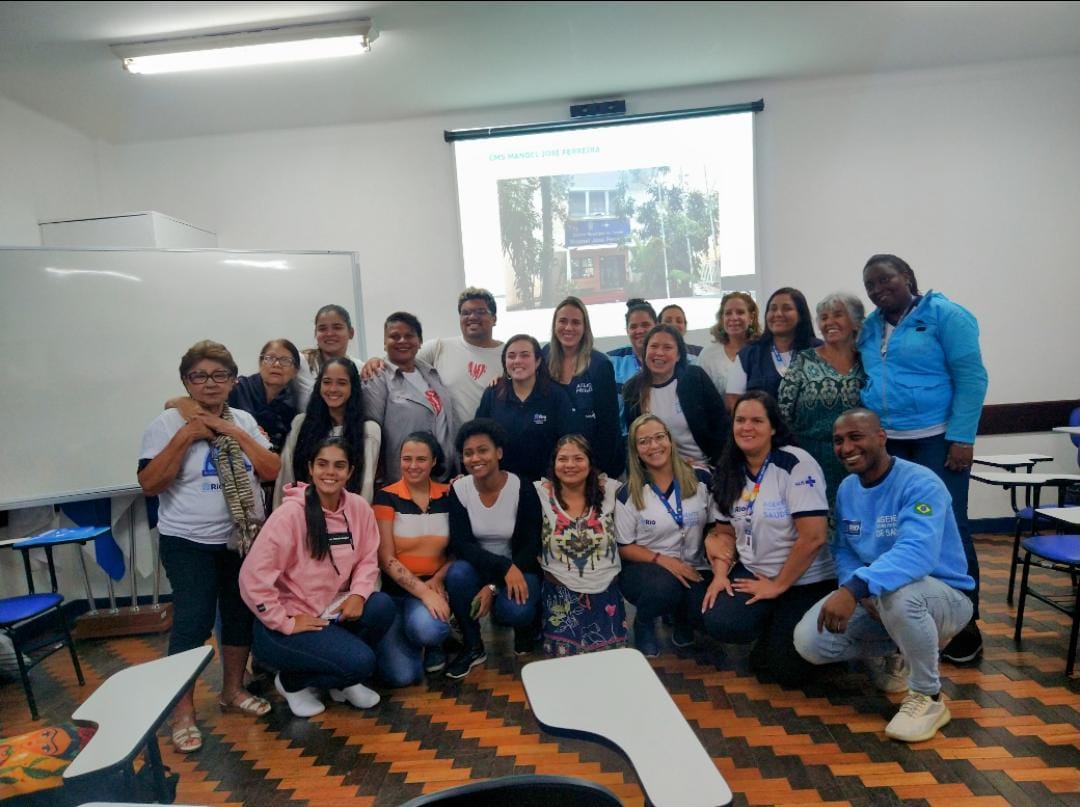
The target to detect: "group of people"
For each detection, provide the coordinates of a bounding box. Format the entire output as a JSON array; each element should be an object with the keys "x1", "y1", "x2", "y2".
[{"x1": 140, "y1": 252, "x2": 989, "y2": 753}]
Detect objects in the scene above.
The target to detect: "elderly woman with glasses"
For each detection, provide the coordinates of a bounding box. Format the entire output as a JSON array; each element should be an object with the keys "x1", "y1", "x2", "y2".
[
  {"x1": 139, "y1": 340, "x2": 281, "y2": 754},
  {"x1": 227, "y1": 339, "x2": 301, "y2": 454}
]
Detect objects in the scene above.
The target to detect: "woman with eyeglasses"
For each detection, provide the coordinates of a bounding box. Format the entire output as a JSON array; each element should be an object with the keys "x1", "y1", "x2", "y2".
[
  {"x1": 615, "y1": 414, "x2": 712, "y2": 657},
  {"x1": 276, "y1": 358, "x2": 375, "y2": 506},
  {"x1": 138, "y1": 340, "x2": 281, "y2": 754},
  {"x1": 698, "y1": 391, "x2": 835, "y2": 687},
  {"x1": 227, "y1": 339, "x2": 301, "y2": 454}
]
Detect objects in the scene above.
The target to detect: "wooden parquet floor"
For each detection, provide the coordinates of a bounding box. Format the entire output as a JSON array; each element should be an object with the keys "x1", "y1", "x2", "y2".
[{"x1": 4, "y1": 533, "x2": 1080, "y2": 806}]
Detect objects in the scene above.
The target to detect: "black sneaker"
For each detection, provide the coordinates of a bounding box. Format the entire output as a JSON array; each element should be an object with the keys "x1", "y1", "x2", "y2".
[
  {"x1": 513, "y1": 627, "x2": 536, "y2": 656},
  {"x1": 445, "y1": 645, "x2": 487, "y2": 679},
  {"x1": 671, "y1": 623, "x2": 695, "y2": 648},
  {"x1": 941, "y1": 621, "x2": 983, "y2": 664}
]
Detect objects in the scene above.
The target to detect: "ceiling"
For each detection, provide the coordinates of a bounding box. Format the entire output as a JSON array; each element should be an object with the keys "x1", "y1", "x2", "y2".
[{"x1": 2, "y1": 1, "x2": 1080, "y2": 144}]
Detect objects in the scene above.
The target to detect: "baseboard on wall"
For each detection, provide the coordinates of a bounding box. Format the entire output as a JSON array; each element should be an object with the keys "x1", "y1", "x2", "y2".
[{"x1": 971, "y1": 517, "x2": 1015, "y2": 535}]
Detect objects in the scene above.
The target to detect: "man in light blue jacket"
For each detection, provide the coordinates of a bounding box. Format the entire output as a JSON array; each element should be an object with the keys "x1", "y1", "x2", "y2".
[{"x1": 794, "y1": 409, "x2": 974, "y2": 744}]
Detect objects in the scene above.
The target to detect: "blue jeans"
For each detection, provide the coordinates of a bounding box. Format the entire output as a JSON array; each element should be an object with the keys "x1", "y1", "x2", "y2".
[
  {"x1": 252, "y1": 591, "x2": 395, "y2": 691},
  {"x1": 444, "y1": 560, "x2": 540, "y2": 649},
  {"x1": 376, "y1": 594, "x2": 451, "y2": 687},
  {"x1": 691, "y1": 564, "x2": 836, "y2": 687},
  {"x1": 620, "y1": 559, "x2": 709, "y2": 628},
  {"x1": 793, "y1": 576, "x2": 973, "y2": 695},
  {"x1": 889, "y1": 434, "x2": 979, "y2": 617}
]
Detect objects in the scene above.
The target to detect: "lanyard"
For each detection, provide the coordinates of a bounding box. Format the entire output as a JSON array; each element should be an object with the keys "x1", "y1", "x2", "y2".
[
  {"x1": 649, "y1": 479, "x2": 684, "y2": 531},
  {"x1": 879, "y1": 295, "x2": 920, "y2": 357},
  {"x1": 770, "y1": 343, "x2": 791, "y2": 375},
  {"x1": 740, "y1": 456, "x2": 771, "y2": 546}
]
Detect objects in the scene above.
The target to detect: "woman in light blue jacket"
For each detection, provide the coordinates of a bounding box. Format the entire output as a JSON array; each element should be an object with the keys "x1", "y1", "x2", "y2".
[{"x1": 858, "y1": 253, "x2": 988, "y2": 664}]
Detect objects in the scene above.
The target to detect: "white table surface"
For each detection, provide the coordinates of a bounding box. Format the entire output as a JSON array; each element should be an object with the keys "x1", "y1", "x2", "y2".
[
  {"x1": 1053, "y1": 426, "x2": 1080, "y2": 436},
  {"x1": 973, "y1": 453, "x2": 1053, "y2": 469},
  {"x1": 970, "y1": 471, "x2": 1080, "y2": 486},
  {"x1": 65, "y1": 646, "x2": 213, "y2": 780},
  {"x1": 521, "y1": 648, "x2": 732, "y2": 807},
  {"x1": 1035, "y1": 507, "x2": 1080, "y2": 527}
]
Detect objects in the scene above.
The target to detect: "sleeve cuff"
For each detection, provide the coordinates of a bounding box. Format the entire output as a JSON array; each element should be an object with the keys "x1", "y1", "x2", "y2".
[{"x1": 842, "y1": 576, "x2": 871, "y2": 601}]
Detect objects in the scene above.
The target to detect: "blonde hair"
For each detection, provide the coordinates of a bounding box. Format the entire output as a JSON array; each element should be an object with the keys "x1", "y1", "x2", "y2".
[
  {"x1": 709, "y1": 291, "x2": 761, "y2": 344},
  {"x1": 546, "y1": 296, "x2": 594, "y2": 379},
  {"x1": 625, "y1": 414, "x2": 701, "y2": 511}
]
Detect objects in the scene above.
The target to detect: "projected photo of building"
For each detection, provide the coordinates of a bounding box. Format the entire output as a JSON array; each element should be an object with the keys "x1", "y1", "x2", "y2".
[{"x1": 497, "y1": 168, "x2": 723, "y2": 311}]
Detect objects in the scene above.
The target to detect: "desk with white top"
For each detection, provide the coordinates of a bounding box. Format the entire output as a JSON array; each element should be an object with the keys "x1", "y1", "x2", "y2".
[
  {"x1": 1053, "y1": 426, "x2": 1080, "y2": 436},
  {"x1": 970, "y1": 471, "x2": 1080, "y2": 509},
  {"x1": 521, "y1": 648, "x2": 731, "y2": 807},
  {"x1": 64, "y1": 646, "x2": 213, "y2": 801},
  {"x1": 1035, "y1": 507, "x2": 1080, "y2": 528}
]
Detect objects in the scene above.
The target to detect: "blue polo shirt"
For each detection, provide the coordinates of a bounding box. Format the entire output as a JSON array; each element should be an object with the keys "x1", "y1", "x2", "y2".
[{"x1": 475, "y1": 382, "x2": 580, "y2": 481}]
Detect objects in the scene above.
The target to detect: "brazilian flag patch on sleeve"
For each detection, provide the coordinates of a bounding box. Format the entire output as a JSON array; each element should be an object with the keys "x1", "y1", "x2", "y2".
[{"x1": 914, "y1": 502, "x2": 933, "y2": 516}]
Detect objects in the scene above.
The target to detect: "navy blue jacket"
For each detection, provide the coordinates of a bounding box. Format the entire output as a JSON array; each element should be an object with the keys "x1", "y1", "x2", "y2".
[
  {"x1": 541, "y1": 347, "x2": 623, "y2": 478},
  {"x1": 736, "y1": 337, "x2": 823, "y2": 401},
  {"x1": 228, "y1": 373, "x2": 298, "y2": 453},
  {"x1": 476, "y1": 381, "x2": 580, "y2": 482},
  {"x1": 623, "y1": 365, "x2": 731, "y2": 466}
]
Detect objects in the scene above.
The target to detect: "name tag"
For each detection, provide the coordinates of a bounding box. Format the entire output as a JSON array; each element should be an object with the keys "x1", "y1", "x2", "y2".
[
  {"x1": 842, "y1": 520, "x2": 861, "y2": 535},
  {"x1": 327, "y1": 531, "x2": 353, "y2": 547},
  {"x1": 533, "y1": 413, "x2": 548, "y2": 425}
]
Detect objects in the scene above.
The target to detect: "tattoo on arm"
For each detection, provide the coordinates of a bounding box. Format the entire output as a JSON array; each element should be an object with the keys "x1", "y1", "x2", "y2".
[{"x1": 386, "y1": 557, "x2": 426, "y2": 597}]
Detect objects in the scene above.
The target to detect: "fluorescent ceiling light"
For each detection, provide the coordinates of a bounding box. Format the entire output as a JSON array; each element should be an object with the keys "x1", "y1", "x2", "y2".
[{"x1": 111, "y1": 19, "x2": 376, "y2": 75}]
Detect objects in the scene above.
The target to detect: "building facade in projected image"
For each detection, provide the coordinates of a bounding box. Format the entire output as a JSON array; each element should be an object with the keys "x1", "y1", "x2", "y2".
[{"x1": 497, "y1": 167, "x2": 722, "y2": 311}]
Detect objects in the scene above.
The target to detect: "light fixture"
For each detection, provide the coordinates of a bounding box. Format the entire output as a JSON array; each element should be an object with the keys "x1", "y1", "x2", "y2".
[{"x1": 110, "y1": 19, "x2": 376, "y2": 75}]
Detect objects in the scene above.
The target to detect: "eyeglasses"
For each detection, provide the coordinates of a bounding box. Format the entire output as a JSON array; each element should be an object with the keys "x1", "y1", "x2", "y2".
[
  {"x1": 186, "y1": 370, "x2": 234, "y2": 385},
  {"x1": 635, "y1": 432, "x2": 670, "y2": 448},
  {"x1": 459, "y1": 307, "x2": 492, "y2": 319},
  {"x1": 260, "y1": 355, "x2": 296, "y2": 367}
]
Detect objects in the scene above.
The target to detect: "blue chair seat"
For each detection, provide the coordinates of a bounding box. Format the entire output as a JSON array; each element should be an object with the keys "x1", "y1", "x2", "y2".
[
  {"x1": 0, "y1": 593, "x2": 63, "y2": 626},
  {"x1": 1023, "y1": 534, "x2": 1080, "y2": 566}
]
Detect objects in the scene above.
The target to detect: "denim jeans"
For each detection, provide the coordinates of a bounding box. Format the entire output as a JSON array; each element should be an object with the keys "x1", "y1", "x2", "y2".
[
  {"x1": 159, "y1": 534, "x2": 252, "y2": 654},
  {"x1": 620, "y1": 559, "x2": 710, "y2": 629},
  {"x1": 444, "y1": 560, "x2": 540, "y2": 649},
  {"x1": 888, "y1": 434, "x2": 979, "y2": 617},
  {"x1": 793, "y1": 576, "x2": 973, "y2": 695},
  {"x1": 691, "y1": 563, "x2": 836, "y2": 687},
  {"x1": 252, "y1": 591, "x2": 395, "y2": 691},
  {"x1": 376, "y1": 594, "x2": 451, "y2": 687}
]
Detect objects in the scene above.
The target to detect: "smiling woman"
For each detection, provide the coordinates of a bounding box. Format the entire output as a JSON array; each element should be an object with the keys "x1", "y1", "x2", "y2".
[{"x1": 294, "y1": 304, "x2": 361, "y2": 411}]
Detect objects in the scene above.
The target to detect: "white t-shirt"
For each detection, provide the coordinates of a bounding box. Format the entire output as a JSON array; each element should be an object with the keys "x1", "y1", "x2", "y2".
[
  {"x1": 648, "y1": 379, "x2": 706, "y2": 466},
  {"x1": 710, "y1": 446, "x2": 834, "y2": 585},
  {"x1": 140, "y1": 408, "x2": 269, "y2": 544},
  {"x1": 418, "y1": 337, "x2": 504, "y2": 426},
  {"x1": 725, "y1": 348, "x2": 793, "y2": 396},
  {"x1": 452, "y1": 473, "x2": 521, "y2": 560},
  {"x1": 536, "y1": 477, "x2": 621, "y2": 593},
  {"x1": 293, "y1": 354, "x2": 361, "y2": 412},
  {"x1": 697, "y1": 342, "x2": 738, "y2": 395},
  {"x1": 614, "y1": 473, "x2": 711, "y2": 569}
]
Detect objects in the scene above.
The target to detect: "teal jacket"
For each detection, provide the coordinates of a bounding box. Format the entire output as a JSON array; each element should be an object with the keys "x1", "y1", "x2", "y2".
[{"x1": 858, "y1": 291, "x2": 987, "y2": 444}]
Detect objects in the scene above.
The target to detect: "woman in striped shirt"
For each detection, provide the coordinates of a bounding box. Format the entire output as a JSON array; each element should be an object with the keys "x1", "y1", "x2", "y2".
[{"x1": 372, "y1": 432, "x2": 452, "y2": 685}]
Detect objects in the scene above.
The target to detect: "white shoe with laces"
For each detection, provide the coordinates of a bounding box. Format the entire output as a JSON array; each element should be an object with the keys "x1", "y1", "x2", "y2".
[
  {"x1": 329, "y1": 682, "x2": 381, "y2": 709},
  {"x1": 869, "y1": 653, "x2": 909, "y2": 694},
  {"x1": 885, "y1": 691, "x2": 950, "y2": 742},
  {"x1": 274, "y1": 673, "x2": 325, "y2": 718}
]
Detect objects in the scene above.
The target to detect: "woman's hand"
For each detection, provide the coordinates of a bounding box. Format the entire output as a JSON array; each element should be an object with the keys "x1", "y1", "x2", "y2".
[
  {"x1": 427, "y1": 577, "x2": 448, "y2": 602},
  {"x1": 504, "y1": 564, "x2": 529, "y2": 605},
  {"x1": 656, "y1": 555, "x2": 703, "y2": 588},
  {"x1": 184, "y1": 414, "x2": 216, "y2": 442},
  {"x1": 291, "y1": 614, "x2": 329, "y2": 633},
  {"x1": 334, "y1": 594, "x2": 366, "y2": 621},
  {"x1": 732, "y1": 572, "x2": 786, "y2": 605},
  {"x1": 420, "y1": 588, "x2": 451, "y2": 621},
  {"x1": 700, "y1": 573, "x2": 734, "y2": 612},
  {"x1": 360, "y1": 357, "x2": 387, "y2": 381},
  {"x1": 199, "y1": 413, "x2": 243, "y2": 439},
  {"x1": 945, "y1": 442, "x2": 974, "y2": 472},
  {"x1": 471, "y1": 585, "x2": 494, "y2": 619}
]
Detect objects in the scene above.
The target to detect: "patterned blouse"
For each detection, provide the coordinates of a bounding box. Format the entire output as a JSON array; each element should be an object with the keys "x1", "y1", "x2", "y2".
[{"x1": 535, "y1": 477, "x2": 621, "y2": 594}]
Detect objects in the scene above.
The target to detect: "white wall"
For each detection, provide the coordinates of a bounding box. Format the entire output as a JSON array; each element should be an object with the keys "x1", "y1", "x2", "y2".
[{"x1": 0, "y1": 94, "x2": 102, "y2": 245}]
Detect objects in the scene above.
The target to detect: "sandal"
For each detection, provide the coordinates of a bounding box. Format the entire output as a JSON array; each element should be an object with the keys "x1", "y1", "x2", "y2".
[
  {"x1": 171, "y1": 721, "x2": 203, "y2": 753},
  {"x1": 219, "y1": 692, "x2": 272, "y2": 717}
]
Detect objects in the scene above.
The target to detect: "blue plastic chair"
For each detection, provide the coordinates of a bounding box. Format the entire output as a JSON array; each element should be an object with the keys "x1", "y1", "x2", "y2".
[
  {"x1": 0, "y1": 586, "x2": 85, "y2": 720},
  {"x1": 1014, "y1": 534, "x2": 1080, "y2": 675}
]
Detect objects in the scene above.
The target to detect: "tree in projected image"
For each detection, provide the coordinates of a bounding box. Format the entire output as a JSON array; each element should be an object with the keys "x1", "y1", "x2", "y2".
[{"x1": 498, "y1": 176, "x2": 572, "y2": 309}]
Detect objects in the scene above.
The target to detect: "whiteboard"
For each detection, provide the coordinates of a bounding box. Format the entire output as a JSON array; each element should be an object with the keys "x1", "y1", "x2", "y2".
[{"x1": 0, "y1": 248, "x2": 364, "y2": 509}]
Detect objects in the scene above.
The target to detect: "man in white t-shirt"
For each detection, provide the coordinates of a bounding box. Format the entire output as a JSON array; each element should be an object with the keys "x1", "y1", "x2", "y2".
[{"x1": 362, "y1": 288, "x2": 504, "y2": 426}]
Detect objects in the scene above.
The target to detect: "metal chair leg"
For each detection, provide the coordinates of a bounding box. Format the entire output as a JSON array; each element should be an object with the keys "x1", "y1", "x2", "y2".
[
  {"x1": 1014, "y1": 551, "x2": 1032, "y2": 645},
  {"x1": 9, "y1": 629, "x2": 39, "y2": 720},
  {"x1": 1068, "y1": 580, "x2": 1080, "y2": 677},
  {"x1": 1008, "y1": 517, "x2": 1023, "y2": 605},
  {"x1": 57, "y1": 604, "x2": 85, "y2": 686}
]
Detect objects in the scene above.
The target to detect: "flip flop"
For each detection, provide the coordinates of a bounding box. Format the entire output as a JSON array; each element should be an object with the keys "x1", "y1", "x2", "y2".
[
  {"x1": 171, "y1": 722, "x2": 203, "y2": 753},
  {"x1": 219, "y1": 693, "x2": 271, "y2": 717}
]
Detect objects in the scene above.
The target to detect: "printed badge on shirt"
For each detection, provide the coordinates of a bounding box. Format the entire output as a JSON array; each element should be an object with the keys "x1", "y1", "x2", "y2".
[
  {"x1": 533, "y1": 413, "x2": 548, "y2": 425},
  {"x1": 200, "y1": 444, "x2": 250, "y2": 493}
]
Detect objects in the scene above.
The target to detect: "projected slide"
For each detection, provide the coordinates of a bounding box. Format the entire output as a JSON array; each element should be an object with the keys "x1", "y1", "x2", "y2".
[{"x1": 452, "y1": 112, "x2": 757, "y2": 339}]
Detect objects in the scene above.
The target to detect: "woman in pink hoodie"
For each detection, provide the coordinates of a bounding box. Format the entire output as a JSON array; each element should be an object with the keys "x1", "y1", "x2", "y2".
[{"x1": 240, "y1": 437, "x2": 395, "y2": 718}]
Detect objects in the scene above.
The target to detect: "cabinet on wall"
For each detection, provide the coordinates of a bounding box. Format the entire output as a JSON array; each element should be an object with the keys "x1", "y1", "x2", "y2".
[{"x1": 39, "y1": 211, "x2": 217, "y2": 248}]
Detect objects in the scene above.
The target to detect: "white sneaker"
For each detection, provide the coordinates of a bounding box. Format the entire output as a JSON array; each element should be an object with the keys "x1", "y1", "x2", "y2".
[
  {"x1": 274, "y1": 673, "x2": 325, "y2": 718},
  {"x1": 869, "y1": 653, "x2": 909, "y2": 694},
  {"x1": 329, "y1": 682, "x2": 381, "y2": 709},
  {"x1": 885, "y1": 691, "x2": 950, "y2": 742}
]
